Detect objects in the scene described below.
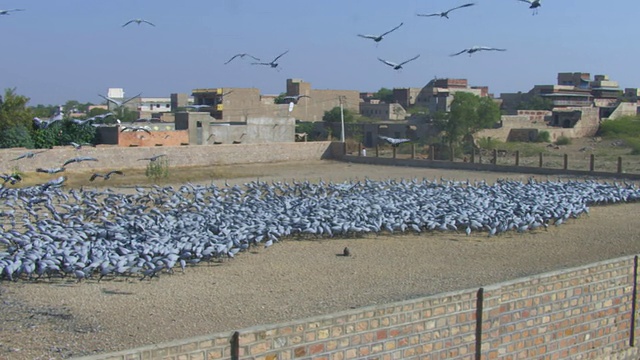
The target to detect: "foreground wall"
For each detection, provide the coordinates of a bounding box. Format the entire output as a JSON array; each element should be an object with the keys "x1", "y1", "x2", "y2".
[
  {"x1": 0, "y1": 142, "x2": 338, "y2": 174},
  {"x1": 74, "y1": 256, "x2": 640, "y2": 360}
]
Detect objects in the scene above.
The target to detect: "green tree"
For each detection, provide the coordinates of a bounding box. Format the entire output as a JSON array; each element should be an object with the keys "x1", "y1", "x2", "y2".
[
  {"x1": 87, "y1": 107, "x2": 111, "y2": 118},
  {"x1": 433, "y1": 92, "x2": 500, "y2": 155},
  {"x1": 518, "y1": 95, "x2": 553, "y2": 111},
  {"x1": 322, "y1": 106, "x2": 355, "y2": 123},
  {"x1": 273, "y1": 93, "x2": 288, "y2": 104},
  {"x1": 0, "y1": 125, "x2": 34, "y2": 149},
  {"x1": 0, "y1": 88, "x2": 34, "y2": 131},
  {"x1": 372, "y1": 88, "x2": 394, "y2": 103}
]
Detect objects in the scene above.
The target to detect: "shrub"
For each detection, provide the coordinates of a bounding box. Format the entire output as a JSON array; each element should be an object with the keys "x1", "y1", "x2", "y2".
[
  {"x1": 535, "y1": 131, "x2": 550, "y2": 143},
  {"x1": 145, "y1": 157, "x2": 170, "y2": 182},
  {"x1": 476, "y1": 137, "x2": 503, "y2": 150},
  {"x1": 555, "y1": 136, "x2": 571, "y2": 145},
  {"x1": 0, "y1": 126, "x2": 34, "y2": 149},
  {"x1": 599, "y1": 116, "x2": 640, "y2": 138}
]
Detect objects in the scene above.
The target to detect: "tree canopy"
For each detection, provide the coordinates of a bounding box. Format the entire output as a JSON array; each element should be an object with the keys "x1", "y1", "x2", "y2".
[
  {"x1": 0, "y1": 88, "x2": 33, "y2": 131},
  {"x1": 518, "y1": 95, "x2": 553, "y2": 111},
  {"x1": 434, "y1": 92, "x2": 500, "y2": 152},
  {"x1": 322, "y1": 106, "x2": 355, "y2": 123},
  {"x1": 372, "y1": 88, "x2": 394, "y2": 103}
]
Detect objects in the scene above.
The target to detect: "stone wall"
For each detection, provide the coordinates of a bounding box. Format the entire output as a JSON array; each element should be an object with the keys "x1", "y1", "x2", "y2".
[
  {"x1": 73, "y1": 256, "x2": 640, "y2": 360},
  {"x1": 0, "y1": 142, "x2": 337, "y2": 174}
]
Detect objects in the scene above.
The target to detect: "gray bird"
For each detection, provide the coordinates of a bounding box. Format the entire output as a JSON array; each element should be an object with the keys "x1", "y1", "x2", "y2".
[
  {"x1": 0, "y1": 9, "x2": 25, "y2": 15},
  {"x1": 358, "y1": 22, "x2": 403, "y2": 43},
  {"x1": 137, "y1": 154, "x2": 166, "y2": 162},
  {"x1": 519, "y1": 0, "x2": 541, "y2": 15},
  {"x1": 224, "y1": 53, "x2": 260, "y2": 65},
  {"x1": 62, "y1": 156, "x2": 99, "y2": 167},
  {"x1": 378, "y1": 135, "x2": 411, "y2": 147},
  {"x1": 377, "y1": 55, "x2": 420, "y2": 70},
  {"x1": 251, "y1": 50, "x2": 289, "y2": 68},
  {"x1": 450, "y1": 46, "x2": 506, "y2": 57},
  {"x1": 417, "y1": 3, "x2": 475, "y2": 18},
  {"x1": 122, "y1": 18, "x2": 155, "y2": 27},
  {"x1": 36, "y1": 167, "x2": 66, "y2": 174},
  {"x1": 90, "y1": 170, "x2": 124, "y2": 182}
]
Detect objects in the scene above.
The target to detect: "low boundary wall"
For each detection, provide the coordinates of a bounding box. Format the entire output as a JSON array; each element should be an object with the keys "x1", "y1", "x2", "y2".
[
  {"x1": 74, "y1": 255, "x2": 640, "y2": 360},
  {"x1": 339, "y1": 154, "x2": 640, "y2": 181},
  {"x1": 0, "y1": 142, "x2": 340, "y2": 174}
]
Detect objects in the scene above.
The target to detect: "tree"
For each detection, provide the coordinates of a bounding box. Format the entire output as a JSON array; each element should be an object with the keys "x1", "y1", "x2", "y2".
[
  {"x1": 433, "y1": 92, "x2": 500, "y2": 156},
  {"x1": 518, "y1": 95, "x2": 553, "y2": 111},
  {"x1": 273, "y1": 93, "x2": 288, "y2": 105},
  {"x1": 322, "y1": 106, "x2": 354, "y2": 123},
  {"x1": 372, "y1": 88, "x2": 394, "y2": 103},
  {"x1": 0, "y1": 125, "x2": 34, "y2": 149},
  {"x1": 0, "y1": 88, "x2": 33, "y2": 131}
]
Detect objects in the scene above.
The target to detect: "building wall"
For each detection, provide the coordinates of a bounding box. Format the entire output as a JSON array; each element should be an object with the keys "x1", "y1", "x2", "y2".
[
  {"x1": 0, "y1": 142, "x2": 336, "y2": 174},
  {"x1": 73, "y1": 256, "x2": 640, "y2": 360},
  {"x1": 359, "y1": 102, "x2": 406, "y2": 120}
]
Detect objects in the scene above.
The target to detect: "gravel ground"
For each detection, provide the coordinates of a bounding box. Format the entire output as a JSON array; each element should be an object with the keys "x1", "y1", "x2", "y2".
[{"x1": 1, "y1": 161, "x2": 639, "y2": 360}]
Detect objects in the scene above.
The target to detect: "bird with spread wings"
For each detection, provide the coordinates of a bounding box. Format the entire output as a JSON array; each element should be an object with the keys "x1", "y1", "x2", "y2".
[
  {"x1": 378, "y1": 135, "x2": 411, "y2": 147},
  {"x1": 416, "y1": 3, "x2": 475, "y2": 18},
  {"x1": 450, "y1": 46, "x2": 506, "y2": 57},
  {"x1": 251, "y1": 50, "x2": 289, "y2": 68},
  {"x1": 377, "y1": 54, "x2": 420, "y2": 70},
  {"x1": 224, "y1": 53, "x2": 260, "y2": 65},
  {"x1": 358, "y1": 22, "x2": 403, "y2": 43},
  {"x1": 122, "y1": 18, "x2": 155, "y2": 27}
]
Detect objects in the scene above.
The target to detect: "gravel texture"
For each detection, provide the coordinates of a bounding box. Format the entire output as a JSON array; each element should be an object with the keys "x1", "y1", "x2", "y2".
[{"x1": 1, "y1": 161, "x2": 639, "y2": 360}]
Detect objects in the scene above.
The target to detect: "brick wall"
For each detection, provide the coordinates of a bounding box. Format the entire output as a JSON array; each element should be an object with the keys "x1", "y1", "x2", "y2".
[
  {"x1": 73, "y1": 256, "x2": 640, "y2": 360},
  {"x1": 0, "y1": 142, "x2": 338, "y2": 174}
]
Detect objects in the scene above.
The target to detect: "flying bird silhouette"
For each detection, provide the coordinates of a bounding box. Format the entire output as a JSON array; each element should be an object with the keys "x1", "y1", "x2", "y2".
[
  {"x1": 518, "y1": 0, "x2": 541, "y2": 15},
  {"x1": 62, "y1": 157, "x2": 98, "y2": 167},
  {"x1": 378, "y1": 135, "x2": 411, "y2": 147},
  {"x1": 120, "y1": 125, "x2": 151, "y2": 134},
  {"x1": 450, "y1": 46, "x2": 506, "y2": 57},
  {"x1": 122, "y1": 19, "x2": 155, "y2": 27},
  {"x1": 251, "y1": 50, "x2": 289, "y2": 68},
  {"x1": 358, "y1": 22, "x2": 403, "y2": 43},
  {"x1": 416, "y1": 3, "x2": 475, "y2": 18},
  {"x1": 224, "y1": 53, "x2": 260, "y2": 65},
  {"x1": 98, "y1": 93, "x2": 141, "y2": 108},
  {"x1": 283, "y1": 95, "x2": 311, "y2": 104},
  {"x1": 0, "y1": 9, "x2": 25, "y2": 15},
  {"x1": 36, "y1": 167, "x2": 66, "y2": 174},
  {"x1": 137, "y1": 154, "x2": 166, "y2": 162},
  {"x1": 90, "y1": 170, "x2": 124, "y2": 182},
  {"x1": 12, "y1": 151, "x2": 46, "y2": 161},
  {"x1": 377, "y1": 54, "x2": 420, "y2": 70}
]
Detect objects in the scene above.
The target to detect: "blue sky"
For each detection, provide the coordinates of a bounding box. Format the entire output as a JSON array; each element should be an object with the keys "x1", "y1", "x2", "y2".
[{"x1": 1, "y1": 0, "x2": 639, "y2": 106}]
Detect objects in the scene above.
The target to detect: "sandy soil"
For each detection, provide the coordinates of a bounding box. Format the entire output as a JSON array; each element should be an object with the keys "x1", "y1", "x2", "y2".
[{"x1": 1, "y1": 160, "x2": 639, "y2": 360}]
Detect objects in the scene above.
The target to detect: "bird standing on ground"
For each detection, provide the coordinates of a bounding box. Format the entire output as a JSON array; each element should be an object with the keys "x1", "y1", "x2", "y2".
[
  {"x1": 122, "y1": 19, "x2": 155, "y2": 27},
  {"x1": 251, "y1": 50, "x2": 289, "y2": 69},
  {"x1": 518, "y1": 0, "x2": 541, "y2": 15},
  {"x1": 0, "y1": 9, "x2": 25, "y2": 15},
  {"x1": 377, "y1": 55, "x2": 420, "y2": 70},
  {"x1": 417, "y1": 3, "x2": 475, "y2": 18},
  {"x1": 450, "y1": 46, "x2": 506, "y2": 57},
  {"x1": 358, "y1": 22, "x2": 403, "y2": 43},
  {"x1": 343, "y1": 247, "x2": 351, "y2": 257},
  {"x1": 224, "y1": 53, "x2": 260, "y2": 65}
]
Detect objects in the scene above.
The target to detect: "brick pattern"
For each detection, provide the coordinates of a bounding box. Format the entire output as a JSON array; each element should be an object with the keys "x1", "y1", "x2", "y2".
[
  {"x1": 74, "y1": 256, "x2": 639, "y2": 360},
  {"x1": 482, "y1": 258, "x2": 635, "y2": 360}
]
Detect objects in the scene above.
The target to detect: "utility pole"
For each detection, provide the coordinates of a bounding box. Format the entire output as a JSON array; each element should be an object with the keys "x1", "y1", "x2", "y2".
[{"x1": 339, "y1": 96, "x2": 345, "y2": 143}]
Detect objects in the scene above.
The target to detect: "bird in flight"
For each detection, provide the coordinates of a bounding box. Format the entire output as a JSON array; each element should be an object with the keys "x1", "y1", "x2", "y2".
[
  {"x1": 283, "y1": 95, "x2": 311, "y2": 104},
  {"x1": 450, "y1": 46, "x2": 506, "y2": 57},
  {"x1": 90, "y1": 170, "x2": 124, "y2": 182},
  {"x1": 98, "y1": 93, "x2": 141, "y2": 108},
  {"x1": 252, "y1": 50, "x2": 289, "y2": 69},
  {"x1": 224, "y1": 53, "x2": 260, "y2": 65},
  {"x1": 0, "y1": 9, "x2": 25, "y2": 15},
  {"x1": 358, "y1": 22, "x2": 403, "y2": 43},
  {"x1": 122, "y1": 19, "x2": 155, "y2": 27},
  {"x1": 377, "y1": 54, "x2": 420, "y2": 70},
  {"x1": 62, "y1": 156, "x2": 98, "y2": 167},
  {"x1": 120, "y1": 125, "x2": 151, "y2": 134},
  {"x1": 518, "y1": 0, "x2": 541, "y2": 15},
  {"x1": 12, "y1": 150, "x2": 46, "y2": 161},
  {"x1": 138, "y1": 154, "x2": 166, "y2": 162},
  {"x1": 378, "y1": 135, "x2": 411, "y2": 147},
  {"x1": 416, "y1": 3, "x2": 475, "y2": 18},
  {"x1": 36, "y1": 167, "x2": 66, "y2": 174}
]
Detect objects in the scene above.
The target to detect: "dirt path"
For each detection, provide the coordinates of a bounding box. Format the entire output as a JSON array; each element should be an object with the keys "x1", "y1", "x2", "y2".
[{"x1": 1, "y1": 161, "x2": 639, "y2": 360}]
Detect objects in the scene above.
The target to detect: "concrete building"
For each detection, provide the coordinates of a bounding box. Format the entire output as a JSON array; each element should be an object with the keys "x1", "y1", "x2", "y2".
[
  {"x1": 191, "y1": 79, "x2": 360, "y2": 123},
  {"x1": 359, "y1": 101, "x2": 406, "y2": 120},
  {"x1": 392, "y1": 78, "x2": 487, "y2": 115}
]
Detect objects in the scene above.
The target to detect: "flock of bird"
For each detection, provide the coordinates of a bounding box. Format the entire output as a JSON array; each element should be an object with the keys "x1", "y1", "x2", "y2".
[{"x1": 0, "y1": 173, "x2": 637, "y2": 283}]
